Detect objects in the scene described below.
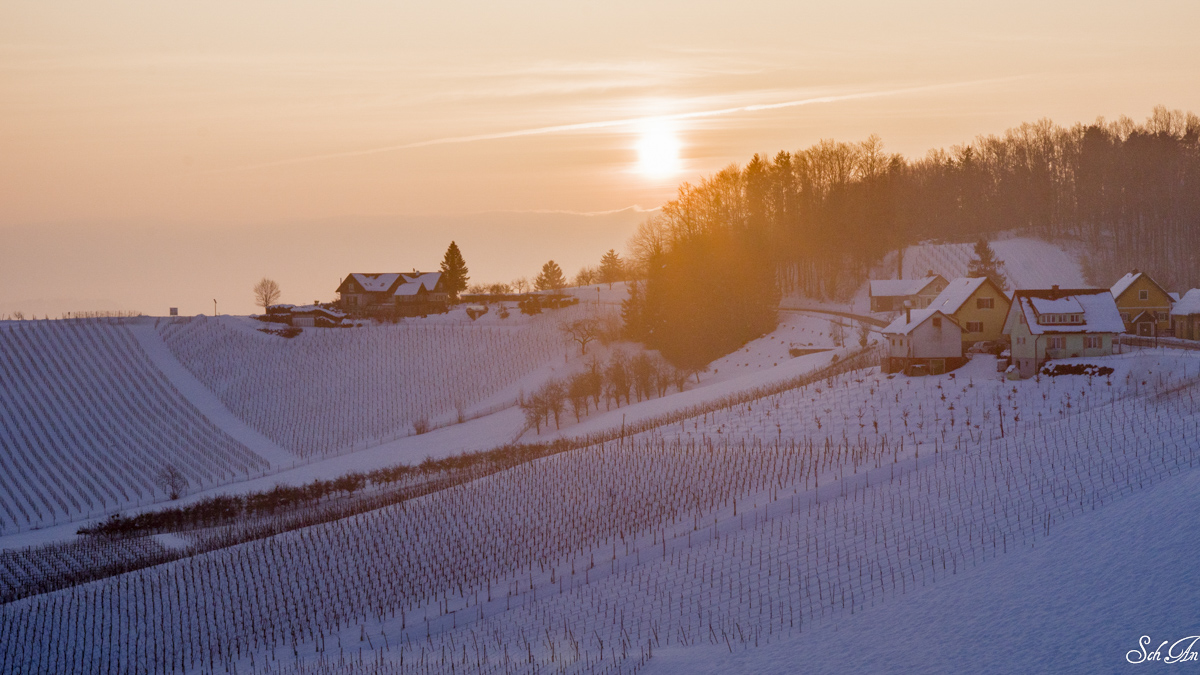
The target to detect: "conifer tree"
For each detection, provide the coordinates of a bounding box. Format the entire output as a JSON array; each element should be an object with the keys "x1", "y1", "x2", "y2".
[
  {"x1": 966, "y1": 238, "x2": 1008, "y2": 291},
  {"x1": 439, "y1": 241, "x2": 470, "y2": 300},
  {"x1": 599, "y1": 250, "x2": 624, "y2": 288},
  {"x1": 535, "y1": 260, "x2": 567, "y2": 291}
]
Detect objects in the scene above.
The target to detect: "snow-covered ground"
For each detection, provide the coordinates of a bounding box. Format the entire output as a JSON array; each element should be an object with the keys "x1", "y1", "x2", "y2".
[{"x1": 4, "y1": 346, "x2": 1197, "y2": 674}]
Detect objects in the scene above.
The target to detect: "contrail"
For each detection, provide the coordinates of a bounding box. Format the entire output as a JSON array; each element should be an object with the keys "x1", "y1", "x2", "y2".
[{"x1": 210, "y1": 78, "x2": 1015, "y2": 173}]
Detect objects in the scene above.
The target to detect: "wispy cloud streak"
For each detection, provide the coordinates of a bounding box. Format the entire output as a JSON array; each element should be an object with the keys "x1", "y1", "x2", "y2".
[{"x1": 210, "y1": 77, "x2": 1018, "y2": 173}]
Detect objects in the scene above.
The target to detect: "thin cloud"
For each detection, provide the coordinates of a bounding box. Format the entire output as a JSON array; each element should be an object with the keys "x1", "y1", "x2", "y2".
[{"x1": 210, "y1": 77, "x2": 1022, "y2": 174}]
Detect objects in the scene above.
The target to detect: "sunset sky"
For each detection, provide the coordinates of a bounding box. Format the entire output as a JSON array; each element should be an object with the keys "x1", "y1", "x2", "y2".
[{"x1": 3, "y1": 0, "x2": 1199, "y2": 315}]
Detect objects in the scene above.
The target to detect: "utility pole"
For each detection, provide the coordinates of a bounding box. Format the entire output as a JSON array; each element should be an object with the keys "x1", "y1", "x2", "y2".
[{"x1": 213, "y1": 299, "x2": 217, "y2": 316}]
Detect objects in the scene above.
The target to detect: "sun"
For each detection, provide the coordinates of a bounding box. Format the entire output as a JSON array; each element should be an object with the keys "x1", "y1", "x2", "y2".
[{"x1": 635, "y1": 120, "x2": 682, "y2": 178}]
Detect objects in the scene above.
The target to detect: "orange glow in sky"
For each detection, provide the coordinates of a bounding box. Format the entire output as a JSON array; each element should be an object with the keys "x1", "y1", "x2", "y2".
[{"x1": 2, "y1": 1, "x2": 1199, "y2": 315}]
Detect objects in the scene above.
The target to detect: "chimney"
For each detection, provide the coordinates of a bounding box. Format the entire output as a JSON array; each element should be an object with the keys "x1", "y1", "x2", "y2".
[
  {"x1": 1051, "y1": 284, "x2": 1060, "y2": 299},
  {"x1": 904, "y1": 300, "x2": 912, "y2": 324},
  {"x1": 926, "y1": 269, "x2": 934, "y2": 278}
]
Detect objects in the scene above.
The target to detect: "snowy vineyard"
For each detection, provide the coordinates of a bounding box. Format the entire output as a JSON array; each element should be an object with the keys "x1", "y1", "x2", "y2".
[
  {"x1": 900, "y1": 237, "x2": 1085, "y2": 289},
  {"x1": 158, "y1": 317, "x2": 569, "y2": 457},
  {"x1": 3, "y1": 353, "x2": 1199, "y2": 674},
  {"x1": 626, "y1": 354, "x2": 1178, "y2": 452},
  {"x1": 0, "y1": 321, "x2": 268, "y2": 533}
]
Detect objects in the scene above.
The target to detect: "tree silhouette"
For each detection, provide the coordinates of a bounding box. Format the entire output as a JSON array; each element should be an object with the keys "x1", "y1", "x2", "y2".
[
  {"x1": 599, "y1": 250, "x2": 624, "y2": 288},
  {"x1": 966, "y1": 238, "x2": 1008, "y2": 291},
  {"x1": 253, "y1": 278, "x2": 281, "y2": 311},
  {"x1": 439, "y1": 241, "x2": 470, "y2": 301},
  {"x1": 535, "y1": 261, "x2": 567, "y2": 291}
]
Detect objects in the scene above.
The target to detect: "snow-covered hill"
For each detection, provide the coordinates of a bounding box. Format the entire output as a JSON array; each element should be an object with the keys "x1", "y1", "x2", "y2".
[
  {"x1": 0, "y1": 320, "x2": 269, "y2": 534},
  {"x1": 899, "y1": 236, "x2": 1087, "y2": 289},
  {"x1": 5, "y1": 347, "x2": 1198, "y2": 674}
]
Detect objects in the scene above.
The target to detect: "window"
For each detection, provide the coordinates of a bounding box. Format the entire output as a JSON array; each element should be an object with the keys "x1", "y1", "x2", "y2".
[
  {"x1": 1121, "y1": 312, "x2": 1131, "y2": 322},
  {"x1": 932, "y1": 317, "x2": 942, "y2": 328},
  {"x1": 966, "y1": 321, "x2": 983, "y2": 332},
  {"x1": 977, "y1": 297, "x2": 995, "y2": 309},
  {"x1": 1047, "y1": 336, "x2": 1066, "y2": 350},
  {"x1": 1139, "y1": 289, "x2": 1149, "y2": 300},
  {"x1": 1084, "y1": 336, "x2": 1102, "y2": 349}
]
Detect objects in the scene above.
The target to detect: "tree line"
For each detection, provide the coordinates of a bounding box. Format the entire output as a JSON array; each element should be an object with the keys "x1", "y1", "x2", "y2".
[{"x1": 616, "y1": 105, "x2": 1199, "y2": 366}]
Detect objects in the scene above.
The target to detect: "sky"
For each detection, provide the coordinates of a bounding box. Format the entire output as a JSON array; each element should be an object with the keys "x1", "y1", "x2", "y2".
[{"x1": 2, "y1": 1, "x2": 1199, "y2": 316}]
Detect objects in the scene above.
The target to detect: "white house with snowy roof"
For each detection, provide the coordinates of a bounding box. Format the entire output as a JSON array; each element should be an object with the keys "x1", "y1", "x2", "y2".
[
  {"x1": 1002, "y1": 286, "x2": 1124, "y2": 378},
  {"x1": 1170, "y1": 289, "x2": 1200, "y2": 341},
  {"x1": 335, "y1": 271, "x2": 448, "y2": 318},
  {"x1": 869, "y1": 274, "x2": 948, "y2": 312},
  {"x1": 881, "y1": 307, "x2": 965, "y2": 375}
]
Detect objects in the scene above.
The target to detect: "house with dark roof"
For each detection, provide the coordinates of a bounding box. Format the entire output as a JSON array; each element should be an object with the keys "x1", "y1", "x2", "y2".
[
  {"x1": 1110, "y1": 270, "x2": 1174, "y2": 336},
  {"x1": 927, "y1": 277, "x2": 1012, "y2": 349},
  {"x1": 335, "y1": 271, "x2": 449, "y2": 319},
  {"x1": 868, "y1": 274, "x2": 948, "y2": 312},
  {"x1": 1002, "y1": 286, "x2": 1124, "y2": 378},
  {"x1": 881, "y1": 307, "x2": 965, "y2": 375}
]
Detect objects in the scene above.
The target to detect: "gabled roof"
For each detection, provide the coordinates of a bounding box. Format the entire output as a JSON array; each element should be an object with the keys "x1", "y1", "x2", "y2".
[
  {"x1": 882, "y1": 308, "x2": 961, "y2": 336},
  {"x1": 394, "y1": 271, "x2": 443, "y2": 297},
  {"x1": 1011, "y1": 288, "x2": 1124, "y2": 335},
  {"x1": 928, "y1": 277, "x2": 1011, "y2": 315},
  {"x1": 1172, "y1": 289, "x2": 1200, "y2": 316},
  {"x1": 1110, "y1": 271, "x2": 1171, "y2": 302},
  {"x1": 869, "y1": 275, "x2": 946, "y2": 298},
  {"x1": 336, "y1": 273, "x2": 404, "y2": 295}
]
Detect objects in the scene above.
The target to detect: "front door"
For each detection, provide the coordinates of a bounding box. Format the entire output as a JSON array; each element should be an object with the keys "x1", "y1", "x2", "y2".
[{"x1": 1138, "y1": 322, "x2": 1153, "y2": 337}]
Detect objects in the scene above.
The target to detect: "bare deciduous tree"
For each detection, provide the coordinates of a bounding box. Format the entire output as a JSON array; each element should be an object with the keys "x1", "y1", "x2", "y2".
[
  {"x1": 254, "y1": 278, "x2": 282, "y2": 311},
  {"x1": 157, "y1": 464, "x2": 188, "y2": 500},
  {"x1": 560, "y1": 317, "x2": 601, "y2": 355}
]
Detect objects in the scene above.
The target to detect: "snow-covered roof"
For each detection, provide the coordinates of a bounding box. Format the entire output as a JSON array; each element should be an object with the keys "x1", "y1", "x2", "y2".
[
  {"x1": 351, "y1": 273, "x2": 401, "y2": 293},
  {"x1": 882, "y1": 308, "x2": 959, "y2": 336},
  {"x1": 1109, "y1": 272, "x2": 1141, "y2": 299},
  {"x1": 393, "y1": 272, "x2": 442, "y2": 297},
  {"x1": 929, "y1": 277, "x2": 987, "y2": 314},
  {"x1": 1029, "y1": 296, "x2": 1082, "y2": 315},
  {"x1": 1169, "y1": 292, "x2": 1181, "y2": 303},
  {"x1": 1013, "y1": 289, "x2": 1124, "y2": 335},
  {"x1": 1110, "y1": 271, "x2": 1170, "y2": 301},
  {"x1": 1172, "y1": 289, "x2": 1200, "y2": 316},
  {"x1": 870, "y1": 276, "x2": 942, "y2": 298},
  {"x1": 292, "y1": 305, "x2": 346, "y2": 317}
]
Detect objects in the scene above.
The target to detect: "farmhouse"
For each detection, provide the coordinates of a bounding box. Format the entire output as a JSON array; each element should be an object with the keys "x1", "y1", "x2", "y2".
[
  {"x1": 1171, "y1": 289, "x2": 1200, "y2": 341},
  {"x1": 881, "y1": 307, "x2": 965, "y2": 375},
  {"x1": 1110, "y1": 270, "x2": 1173, "y2": 336},
  {"x1": 335, "y1": 271, "x2": 449, "y2": 318},
  {"x1": 927, "y1": 276, "x2": 1012, "y2": 349},
  {"x1": 868, "y1": 274, "x2": 948, "y2": 312},
  {"x1": 1003, "y1": 287, "x2": 1124, "y2": 378}
]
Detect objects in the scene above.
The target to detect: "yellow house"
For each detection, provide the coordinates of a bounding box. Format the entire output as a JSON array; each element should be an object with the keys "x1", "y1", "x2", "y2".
[
  {"x1": 1110, "y1": 271, "x2": 1173, "y2": 336},
  {"x1": 927, "y1": 277, "x2": 1012, "y2": 349}
]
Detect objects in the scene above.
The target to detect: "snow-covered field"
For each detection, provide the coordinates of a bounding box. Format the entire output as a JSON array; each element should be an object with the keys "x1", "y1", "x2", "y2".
[
  {"x1": 4, "y1": 346, "x2": 1198, "y2": 674},
  {"x1": 158, "y1": 312, "x2": 572, "y2": 457},
  {"x1": 2, "y1": 243, "x2": 1197, "y2": 675},
  {"x1": 0, "y1": 320, "x2": 269, "y2": 534}
]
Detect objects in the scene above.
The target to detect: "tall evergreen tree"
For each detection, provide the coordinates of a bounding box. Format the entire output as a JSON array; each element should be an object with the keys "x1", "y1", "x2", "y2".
[
  {"x1": 966, "y1": 238, "x2": 1008, "y2": 291},
  {"x1": 598, "y1": 249, "x2": 624, "y2": 288},
  {"x1": 439, "y1": 241, "x2": 469, "y2": 300},
  {"x1": 535, "y1": 260, "x2": 567, "y2": 291}
]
